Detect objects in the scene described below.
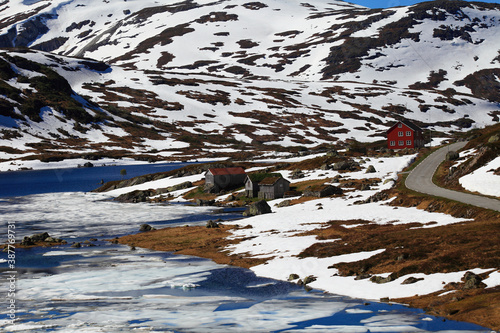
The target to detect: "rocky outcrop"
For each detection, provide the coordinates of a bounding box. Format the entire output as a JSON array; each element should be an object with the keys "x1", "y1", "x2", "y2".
[
  {"x1": 20, "y1": 232, "x2": 65, "y2": 246},
  {"x1": 115, "y1": 190, "x2": 154, "y2": 203},
  {"x1": 243, "y1": 200, "x2": 272, "y2": 216}
]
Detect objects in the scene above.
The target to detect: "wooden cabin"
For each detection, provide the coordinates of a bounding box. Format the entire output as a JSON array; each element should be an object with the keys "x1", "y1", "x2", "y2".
[
  {"x1": 205, "y1": 167, "x2": 246, "y2": 190},
  {"x1": 258, "y1": 176, "x2": 290, "y2": 200},
  {"x1": 387, "y1": 120, "x2": 425, "y2": 150}
]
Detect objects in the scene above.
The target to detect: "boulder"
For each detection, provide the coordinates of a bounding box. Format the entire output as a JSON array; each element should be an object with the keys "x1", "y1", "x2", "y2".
[
  {"x1": 288, "y1": 273, "x2": 300, "y2": 281},
  {"x1": 462, "y1": 271, "x2": 485, "y2": 289},
  {"x1": 243, "y1": 200, "x2": 272, "y2": 216},
  {"x1": 445, "y1": 151, "x2": 460, "y2": 161},
  {"x1": 206, "y1": 220, "x2": 220, "y2": 228},
  {"x1": 401, "y1": 277, "x2": 424, "y2": 285},
  {"x1": 276, "y1": 199, "x2": 291, "y2": 208},
  {"x1": 365, "y1": 165, "x2": 376, "y2": 173},
  {"x1": 302, "y1": 275, "x2": 317, "y2": 285},
  {"x1": 370, "y1": 275, "x2": 392, "y2": 284},
  {"x1": 139, "y1": 224, "x2": 155, "y2": 232}
]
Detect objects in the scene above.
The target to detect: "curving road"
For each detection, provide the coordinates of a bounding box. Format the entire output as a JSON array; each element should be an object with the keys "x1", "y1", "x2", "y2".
[{"x1": 405, "y1": 142, "x2": 500, "y2": 212}]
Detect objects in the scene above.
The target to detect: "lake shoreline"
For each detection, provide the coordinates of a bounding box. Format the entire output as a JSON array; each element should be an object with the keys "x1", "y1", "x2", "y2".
[{"x1": 117, "y1": 223, "x2": 499, "y2": 332}]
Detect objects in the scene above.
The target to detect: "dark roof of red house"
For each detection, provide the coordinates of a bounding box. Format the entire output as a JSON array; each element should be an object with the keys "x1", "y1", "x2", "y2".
[
  {"x1": 387, "y1": 120, "x2": 423, "y2": 134},
  {"x1": 207, "y1": 167, "x2": 246, "y2": 176}
]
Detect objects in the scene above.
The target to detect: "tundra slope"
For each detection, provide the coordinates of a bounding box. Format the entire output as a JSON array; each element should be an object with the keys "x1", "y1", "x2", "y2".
[{"x1": 0, "y1": 0, "x2": 500, "y2": 167}]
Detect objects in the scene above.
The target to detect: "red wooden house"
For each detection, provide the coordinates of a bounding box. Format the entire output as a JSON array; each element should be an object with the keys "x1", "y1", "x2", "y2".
[{"x1": 387, "y1": 120, "x2": 425, "y2": 149}]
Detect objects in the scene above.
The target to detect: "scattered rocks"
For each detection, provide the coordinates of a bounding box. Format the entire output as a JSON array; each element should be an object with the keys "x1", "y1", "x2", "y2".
[
  {"x1": 71, "y1": 242, "x2": 82, "y2": 248},
  {"x1": 115, "y1": 190, "x2": 153, "y2": 203},
  {"x1": 288, "y1": 273, "x2": 300, "y2": 281},
  {"x1": 196, "y1": 198, "x2": 216, "y2": 206},
  {"x1": 290, "y1": 169, "x2": 305, "y2": 179},
  {"x1": 167, "y1": 181, "x2": 193, "y2": 192},
  {"x1": 243, "y1": 200, "x2": 272, "y2": 216},
  {"x1": 20, "y1": 232, "x2": 65, "y2": 246},
  {"x1": 355, "y1": 273, "x2": 372, "y2": 280}
]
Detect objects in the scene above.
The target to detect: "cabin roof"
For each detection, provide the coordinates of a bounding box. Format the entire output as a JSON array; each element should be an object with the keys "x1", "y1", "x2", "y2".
[
  {"x1": 259, "y1": 176, "x2": 289, "y2": 186},
  {"x1": 247, "y1": 173, "x2": 282, "y2": 183},
  {"x1": 387, "y1": 120, "x2": 422, "y2": 134},
  {"x1": 208, "y1": 167, "x2": 246, "y2": 176}
]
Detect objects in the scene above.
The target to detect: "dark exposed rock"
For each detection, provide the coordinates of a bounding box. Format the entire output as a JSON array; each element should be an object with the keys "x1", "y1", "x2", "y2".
[
  {"x1": 206, "y1": 220, "x2": 220, "y2": 228},
  {"x1": 276, "y1": 199, "x2": 291, "y2": 208},
  {"x1": 115, "y1": 190, "x2": 154, "y2": 203},
  {"x1": 303, "y1": 184, "x2": 342, "y2": 197},
  {"x1": 71, "y1": 242, "x2": 82, "y2": 248},
  {"x1": 365, "y1": 165, "x2": 376, "y2": 173},
  {"x1": 302, "y1": 275, "x2": 317, "y2": 285},
  {"x1": 370, "y1": 275, "x2": 393, "y2": 284},
  {"x1": 401, "y1": 276, "x2": 424, "y2": 285},
  {"x1": 462, "y1": 271, "x2": 486, "y2": 289},
  {"x1": 167, "y1": 181, "x2": 193, "y2": 192},
  {"x1": 445, "y1": 151, "x2": 459, "y2": 161},
  {"x1": 139, "y1": 224, "x2": 155, "y2": 232},
  {"x1": 196, "y1": 198, "x2": 215, "y2": 206},
  {"x1": 288, "y1": 273, "x2": 300, "y2": 281},
  {"x1": 243, "y1": 200, "x2": 272, "y2": 216}
]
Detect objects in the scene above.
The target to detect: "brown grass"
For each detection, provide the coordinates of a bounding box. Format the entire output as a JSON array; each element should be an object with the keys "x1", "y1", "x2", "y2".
[{"x1": 116, "y1": 225, "x2": 266, "y2": 269}]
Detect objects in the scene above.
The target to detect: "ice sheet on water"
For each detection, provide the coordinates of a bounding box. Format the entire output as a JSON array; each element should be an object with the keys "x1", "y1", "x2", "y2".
[{"x1": 0, "y1": 191, "x2": 215, "y2": 239}]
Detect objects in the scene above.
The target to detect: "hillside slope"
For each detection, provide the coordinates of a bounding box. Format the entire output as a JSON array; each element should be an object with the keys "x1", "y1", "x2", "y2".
[{"x1": 0, "y1": 0, "x2": 499, "y2": 167}]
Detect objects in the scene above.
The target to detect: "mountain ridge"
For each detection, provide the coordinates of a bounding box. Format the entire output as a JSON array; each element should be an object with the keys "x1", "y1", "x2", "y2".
[{"x1": 0, "y1": 0, "x2": 499, "y2": 166}]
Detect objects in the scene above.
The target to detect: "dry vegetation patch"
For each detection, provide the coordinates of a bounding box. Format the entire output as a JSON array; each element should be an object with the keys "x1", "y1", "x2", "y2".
[{"x1": 116, "y1": 225, "x2": 266, "y2": 269}]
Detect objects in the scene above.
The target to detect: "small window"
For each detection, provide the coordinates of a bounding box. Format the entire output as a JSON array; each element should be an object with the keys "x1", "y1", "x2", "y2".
[
  {"x1": 406, "y1": 140, "x2": 412, "y2": 146},
  {"x1": 390, "y1": 141, "x2": 395, "y2": 146},
  {"x1": 399, "y1": 140, "x2": 404, "y2": 146},
  {"x1": 406, "y1": 131, "x2": 411, "y2": 136},
  {"x1": 398, "y1": 123, "x2": 402, "y2": 128},
  {"x1": 398, "y1": 131, "x2": 403, "y2": 137}
]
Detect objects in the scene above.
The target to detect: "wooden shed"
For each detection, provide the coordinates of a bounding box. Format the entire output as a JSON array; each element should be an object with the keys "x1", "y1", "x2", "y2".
[
  {"x1": 245, "y1": 173, "x2": 282, "y2": 198},
  {"x1": 205, "y1": 167, "x2": 246, "y2": 190},
  {"x1": 258, "y1": 176, "x2": 290, "y2": 200}
]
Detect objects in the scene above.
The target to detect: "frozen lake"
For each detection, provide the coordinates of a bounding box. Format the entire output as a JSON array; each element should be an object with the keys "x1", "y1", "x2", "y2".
[{"x1": 0, "y1": 164, "x2": 492, "y2": 332}]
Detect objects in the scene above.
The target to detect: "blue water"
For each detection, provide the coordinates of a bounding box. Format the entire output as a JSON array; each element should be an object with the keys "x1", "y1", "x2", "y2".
[{"x1": 0, "y1": 162, "x2": 195, "y2": 197}]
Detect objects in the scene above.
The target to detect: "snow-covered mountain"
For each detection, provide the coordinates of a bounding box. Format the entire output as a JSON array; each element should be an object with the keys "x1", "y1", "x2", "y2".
[{"x1": 0, "y1": 0, "x2": 499, "y2": 166}]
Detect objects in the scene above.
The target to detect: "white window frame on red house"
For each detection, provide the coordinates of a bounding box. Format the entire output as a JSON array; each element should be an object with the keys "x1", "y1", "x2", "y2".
[
  {"x1": 406, "y1": 131, "x2": 411, "y2": 136},
  {"x1": 390, "y1": 141, "x2": 395, "y2": 146},
  {"x1": 398, "y1": 131, "x2": 403, "y2": 137},
  {"x1": 398, "y1": 123, "x2": 402, "y2": 128},
  {"x1": 406, "y1": 140, "x2": 412, "y2": 146},
  {"x1": 399, "y1": 140, "x2": 404, "y2": 146}
]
